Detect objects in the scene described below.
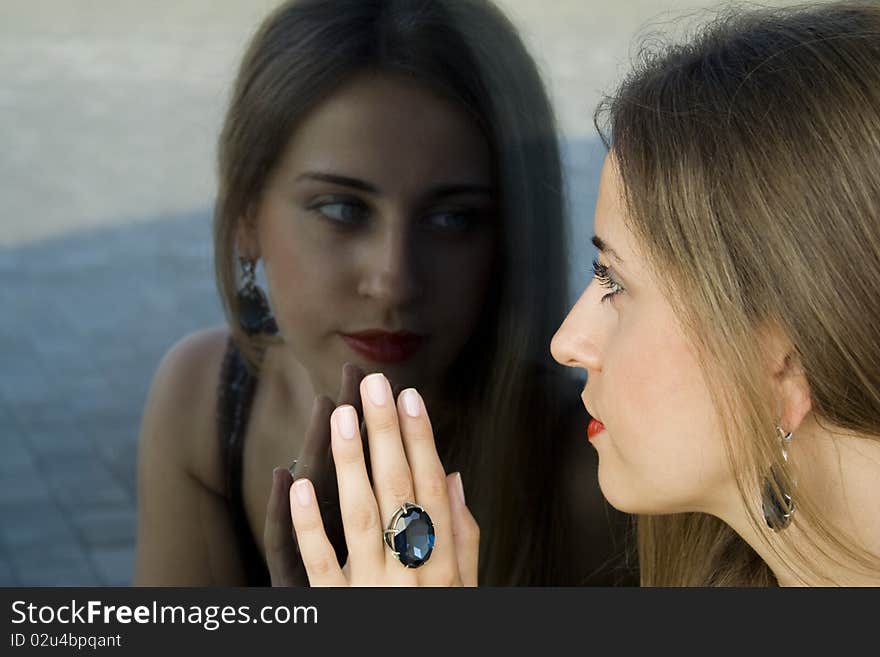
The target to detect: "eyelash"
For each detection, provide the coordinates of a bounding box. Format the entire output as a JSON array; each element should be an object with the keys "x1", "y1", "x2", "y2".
[
  {"x1": 310, "y1": 199, "x2": 368, "y2": 226},
  {"x1": 592, "y1": 258, "x2": 624, "y2": 303},
  {"x1": 310, "y1": 198, "x2": 483, "y2": 233}
]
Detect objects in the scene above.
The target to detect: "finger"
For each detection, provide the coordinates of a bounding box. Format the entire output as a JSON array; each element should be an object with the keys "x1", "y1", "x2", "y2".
[
  {"x1": 293, "y1": 396, "x2": 336, "y2": 484},
  {"x1": 360, "y1": 374, "x2": 420, "y2": 582},
  {"x1": 337, "y1": 363, "x2": 366, "y2": 415},
  {"x1": 294, "y1": 395, "x2": 347, "y2": 566},
  {"x1": 341, "y1": 363, "x2": 372, "y2": 487},
  {"x1": 348, "y1": 368, "x2": 400, "y2": 474},
  {"x1": 289, "y1": 478, "x2": 346, "y2": 586},
  {"x1": 360, "y1": 374, "x2": 415, "y2": 522},
  {"x1": 264, "y1": 467, "x2": 308, "y2": 586},
  {"x1": 447, "y1": 472, "x2": 480, "y2": 587},
  {"x1": 329, "y1": 405, "x2": 385, "y2": 576},
  {"x1": 396, "y1": 388, "x2": 457, "y2": 585}
]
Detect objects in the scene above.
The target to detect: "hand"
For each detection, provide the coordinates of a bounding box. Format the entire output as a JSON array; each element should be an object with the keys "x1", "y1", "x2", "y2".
[
  {"x1": 289, "y1": 373, "x2": 480, "y2": 586},
  {"x1": 263, "y1": 362, "x2": 366, "y2": 586}
]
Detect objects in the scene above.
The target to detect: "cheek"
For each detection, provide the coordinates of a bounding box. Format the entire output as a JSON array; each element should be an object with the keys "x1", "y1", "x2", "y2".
[
  {"x1": 597, "y1": 314, "x2": 731, "y2": 514},
  {"x1": 420, "y1": 234, "x2": 495, "y2": 339},
  {"x1": 258, "y1": 216, "x2": 350, "y2": 342}
]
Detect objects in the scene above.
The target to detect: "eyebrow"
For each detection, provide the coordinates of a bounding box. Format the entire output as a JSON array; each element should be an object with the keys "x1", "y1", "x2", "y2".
[
  {"x1": 592, "y1": 235, "x2": 623, "y2": 262},
  {"x1": 296, "y1": 172, "x2": 494, "y2": 200},
  {"x1": 297, "y1": 172, "x2": 377, "y2": 193}
]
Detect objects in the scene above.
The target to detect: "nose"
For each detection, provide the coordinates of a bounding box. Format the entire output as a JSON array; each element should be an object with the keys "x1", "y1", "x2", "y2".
[
  {"x1": 550, "y1": 282, "x2": 604, "y2": 373},
  {"x1": 357, "y1": 221, "x2": 422, "y2": 307}
]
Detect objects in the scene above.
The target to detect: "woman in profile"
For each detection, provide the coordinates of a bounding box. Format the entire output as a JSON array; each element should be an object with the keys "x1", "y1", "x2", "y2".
[
  {"x1": 550, "y1": 0, "x2": 880, "y2": 585},
  {"x1": 134, "y1": 0, "x2": 630, "y2": 586},
  {"x1": 289, "y1": 0, "x2": 880, "y2": 587}
]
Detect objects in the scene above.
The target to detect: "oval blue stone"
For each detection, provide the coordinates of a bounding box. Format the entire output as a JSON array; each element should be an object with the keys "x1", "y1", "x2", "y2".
[{"x1": 392, "y1": 506, "x2": 435, "y2": 568}]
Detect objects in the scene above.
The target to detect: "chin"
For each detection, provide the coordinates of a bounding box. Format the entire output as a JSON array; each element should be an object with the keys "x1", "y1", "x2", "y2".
[
  {"x1": 596, "y1": 468, "x2": 637, "y2": 514},
  {"x1": 595, "y1": 458, "x2": 668, "y2": 516},
  {"x1": 598, "y1": 468, "x2": 711, "y2": 517}
]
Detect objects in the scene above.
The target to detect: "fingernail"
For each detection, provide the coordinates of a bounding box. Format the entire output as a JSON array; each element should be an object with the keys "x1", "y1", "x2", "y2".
[
  {"x1": 365, "y1": 373, "x2": 389, "y2": 406},
  {"x1": 335, "y1": 405, "x2": 358, "y2": 440},
  {"x1": 402, "y1": 388, "x2": 422, "y2": 418},
  {"x1": 293, "y1": 479, "x2": 314, "y2": 507},
  {"x1": 450, "y1": 472, "x2": 466, "y2": 505}
]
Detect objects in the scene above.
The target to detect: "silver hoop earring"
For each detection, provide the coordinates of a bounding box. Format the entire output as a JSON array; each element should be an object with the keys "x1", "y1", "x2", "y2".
[
  {"x1": 761, "y1": 426, "x2": 795, "y2": 531},
  {"x1": 236, "y1": 257, "x2": 278, "y2": 336}
]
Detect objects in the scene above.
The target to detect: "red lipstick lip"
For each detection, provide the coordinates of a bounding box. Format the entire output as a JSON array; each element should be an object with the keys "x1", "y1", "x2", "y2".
[
  {"x1": 587, "y1": 418, "x2": 606, "y2": 441},
  {"x1": 340, "y1": 331, "x2": 426, "y2": 364}
]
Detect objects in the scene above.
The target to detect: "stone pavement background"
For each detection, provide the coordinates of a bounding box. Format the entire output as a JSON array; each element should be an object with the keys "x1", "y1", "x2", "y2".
[
  {"x1": 0, "y1": 0, "x2": 815, "y2": 585},
  {"x1": 0, "y1": 213, "x2": 218, "y2": 585}
]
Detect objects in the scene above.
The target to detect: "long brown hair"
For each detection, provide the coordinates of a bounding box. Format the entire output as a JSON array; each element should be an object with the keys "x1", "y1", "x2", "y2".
[
  {"x1": 214, "y1": 0, "x2": 573, "y2": 584},
  {"x1": 597, "y1": 1, "x2": 880, "y2": 585}
]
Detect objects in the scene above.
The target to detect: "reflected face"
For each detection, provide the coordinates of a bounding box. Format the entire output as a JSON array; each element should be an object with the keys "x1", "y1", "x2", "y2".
[
  {"x1": 250, "y1": 72, "x2": 496, "y2": 397},
  {"x1": 550, "y1": 156, "x2": 734, "y2": 516}
]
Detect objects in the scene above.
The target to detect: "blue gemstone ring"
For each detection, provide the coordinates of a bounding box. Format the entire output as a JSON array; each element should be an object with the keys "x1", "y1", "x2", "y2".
[{"x1": 383, "y1": 502, "x2": 436, "y2": 568}]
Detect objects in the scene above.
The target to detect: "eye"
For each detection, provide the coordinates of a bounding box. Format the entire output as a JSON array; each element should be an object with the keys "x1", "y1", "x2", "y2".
[
  {"x1": 592, "y1": 258, "x2": 625, "y2": 303},
  {"x1": 312, "y1": 199, "x2": 368, "y2": 226},
  {"x1": 421, "y1": 208, "x2": 482, "y2": 233}
]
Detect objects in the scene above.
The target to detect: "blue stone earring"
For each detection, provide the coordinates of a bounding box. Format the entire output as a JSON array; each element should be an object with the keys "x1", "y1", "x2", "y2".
[
  {"x1": 761, "y1": 426, "x2": 795, "y2": 531},
  {"x1": 237, "y1": 257, "x2": 278, "y2": 336}
]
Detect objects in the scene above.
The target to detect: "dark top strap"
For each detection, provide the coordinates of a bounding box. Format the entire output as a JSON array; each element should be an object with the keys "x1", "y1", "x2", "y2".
[{"x1": 217, "y1": 336, "x2": 271, "y2": 586}]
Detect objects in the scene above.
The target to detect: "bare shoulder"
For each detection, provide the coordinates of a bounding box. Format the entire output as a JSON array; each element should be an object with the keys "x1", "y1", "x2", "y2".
[
  {"x1": 139, "y1": 325, "x2": 231, "y2": 493},
  {"x1": 134, "y1": 325, "x2": 251, "y2": 584}
]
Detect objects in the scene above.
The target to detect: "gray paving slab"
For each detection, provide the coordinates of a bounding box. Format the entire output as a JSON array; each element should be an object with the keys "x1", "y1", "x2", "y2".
[
  {"x1": 89, "y1": 544, "x2": 136, "y2": 587},
  {"x1": 0, "y1": 434, "x2": 34, "y2": 474},
  {"x1": 0, "y1": 470, "x2": 55, "y2": 508},
  {"x1": 8, "y1": 541, "x2": 101, "y2": 587},
  {"x1": 0, "y1": 554, "x2": 18, "y2": 586},
  {"x1": 68, "y1": 506, "x2": 137, "y2": 548},
  {"x1": 40, "y1": 446, "x2": 134, "y2": 500},
  {"x1": 0, "y1": 210, "x2": 224, "y2": 585},
  {"x1": 0, "y1": 503, "x2": 78, "y2": 551}
]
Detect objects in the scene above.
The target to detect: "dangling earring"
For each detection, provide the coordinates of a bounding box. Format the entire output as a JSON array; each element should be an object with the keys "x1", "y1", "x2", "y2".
[
  {"x1": 237, "y1": 257, "x2": 278, "y2": 335},
  {"x1": 761, "y1": 426, "x2": 795, "y2": 531}
]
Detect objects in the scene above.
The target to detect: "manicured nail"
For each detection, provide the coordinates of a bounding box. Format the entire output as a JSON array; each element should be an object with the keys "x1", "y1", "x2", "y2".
[
  {"x1": 450, "y1": 472, "x2": 466, "y2": 505},
  {"x1": 402, "y1": 389, "x2": 422, "y2": 418},
  {"x1": 293, "y1": 479, "x2": 314, "y2": 507},
  {"x1": 365, "y1": 373, "x2": 389, "y2": 406},
  {"x1": 335, "y1": 405, "x2": 358, "y2": 440}
]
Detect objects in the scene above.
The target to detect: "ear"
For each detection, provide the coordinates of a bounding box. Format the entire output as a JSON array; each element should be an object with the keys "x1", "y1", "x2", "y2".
[{"x1": 761, "y1": 323, "x2": 812, "y2": 433}]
